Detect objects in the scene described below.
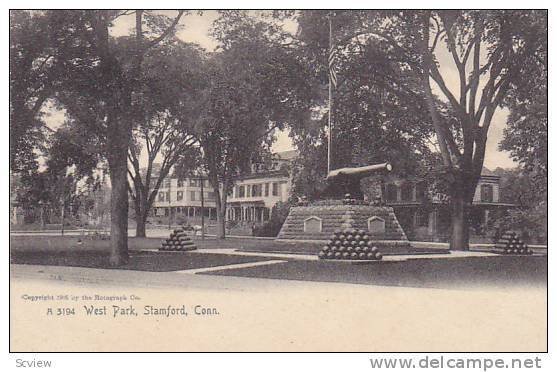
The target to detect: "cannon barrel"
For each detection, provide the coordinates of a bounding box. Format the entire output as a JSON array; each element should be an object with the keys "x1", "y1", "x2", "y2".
[{"x1": 327, "y1": 162, "x2": 392, "y2": 179}]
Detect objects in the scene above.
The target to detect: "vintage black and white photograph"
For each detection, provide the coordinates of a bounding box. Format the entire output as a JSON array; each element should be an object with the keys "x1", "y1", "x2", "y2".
[{"x1": 8, "y1": 8, "x2": 548, "y2": 353}]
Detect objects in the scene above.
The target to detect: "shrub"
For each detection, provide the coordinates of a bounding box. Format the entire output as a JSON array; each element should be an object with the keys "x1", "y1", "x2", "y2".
[{"x1": 253, "y1": 201, "x2": 291, "y2": 237}]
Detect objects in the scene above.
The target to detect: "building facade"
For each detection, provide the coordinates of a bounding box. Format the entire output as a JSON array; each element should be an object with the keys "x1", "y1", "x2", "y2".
[
  {"x1": 382, "y1": 168, "x2": 515, "y2": 242},
  {"x1": 150, "y1": 150, "x2": 294, "y2": 223}
]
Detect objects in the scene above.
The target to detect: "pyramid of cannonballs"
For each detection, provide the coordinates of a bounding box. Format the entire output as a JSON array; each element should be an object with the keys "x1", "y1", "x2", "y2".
[
  {"x1": 159, "y1": 228, "x2": 197, "y2": 252},
  {"x1": 318, "y1": 228, "x2": 383, "y2": 261},
  {"x1": 495, "y1": 231, "x2": 533, "y2": 255}
]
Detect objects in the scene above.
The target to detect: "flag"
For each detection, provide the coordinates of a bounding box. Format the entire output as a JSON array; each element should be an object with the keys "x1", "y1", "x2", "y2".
[{"x1": 328, "y1": 46, "x2": 337, "y2": 88}]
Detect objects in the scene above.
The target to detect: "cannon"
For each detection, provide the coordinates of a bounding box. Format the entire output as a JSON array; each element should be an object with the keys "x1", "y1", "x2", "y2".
[{"x1": 322, "y1": 162, "x2": 392, "y2": 200}]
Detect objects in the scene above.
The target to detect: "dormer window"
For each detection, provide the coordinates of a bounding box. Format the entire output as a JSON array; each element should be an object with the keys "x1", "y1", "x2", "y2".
[{"x1": 480, "y1": 184, "x2": 493, "y2": 202}]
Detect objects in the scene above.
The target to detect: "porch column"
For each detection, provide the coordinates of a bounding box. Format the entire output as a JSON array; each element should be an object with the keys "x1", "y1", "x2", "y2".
[{"x1": 428, "y1": 208, "x2": 437, "y2": 238}]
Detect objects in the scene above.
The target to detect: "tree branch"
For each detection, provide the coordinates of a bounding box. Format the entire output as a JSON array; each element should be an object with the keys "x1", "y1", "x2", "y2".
[{"x1": 145, "y1": 11, "x2": 185, "y2": 50}]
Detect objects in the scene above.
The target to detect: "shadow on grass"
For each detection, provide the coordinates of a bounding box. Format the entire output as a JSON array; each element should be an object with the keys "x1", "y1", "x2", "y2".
[
  {"x1": 205, "y1": 255, "x2": 548, "y2": 289},
  {"x1": 10, "y1": 250, "x2": 276, "y2": 272}
]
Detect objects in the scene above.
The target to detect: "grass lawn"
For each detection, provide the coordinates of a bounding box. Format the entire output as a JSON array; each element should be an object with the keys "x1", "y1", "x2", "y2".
[
  {"x1": 205, "y1": 255, "x2": 548, "y2": 289},
  {"x1": 10, "y1": 235, "x2": 448, "y2": 256},
  {"x1": 236, "y1": 242, "x2": 449, "y2": 255},
  {"x1": 10, "y1": 250, "x2": 276, "y2": 272},
  {"x1": 9, "y1": 235, "x2": 547, "y2": 289},
  {"x1": 9, "y1": 235, "x2": 281, "y2": 271},
  {"x1": 10, "y1": 235, "x2": 163, "y2": 253},
  {"x1": 9, "y1": 235, "x2": 319, "y2": 253}
]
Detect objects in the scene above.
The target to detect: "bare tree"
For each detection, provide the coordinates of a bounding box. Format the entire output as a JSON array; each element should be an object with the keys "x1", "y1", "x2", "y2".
[{"x1": 128, "y1": 111, "x2": 198, "y2": 237}]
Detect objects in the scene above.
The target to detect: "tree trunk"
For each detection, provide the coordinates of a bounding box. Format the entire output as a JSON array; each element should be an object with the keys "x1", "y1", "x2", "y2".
[
  {"x1": 216, "y1": 208, "x2": 226, "y2": 239},
  {"x1": 133, "y1": 194, "x2": 148, "y2": 238},
  {"x1": 136, "y1": 212, "x2": 147, "y2": 238},
  {"x1": 449, "y1": 188, "x2": 470, "y2": 251},
  {"x1": 40, "y1": 206, "x2": 46, "y2": 230},
  {"x1": 107, "y1": 141, "x2": 130, "y2": 266},
  {"x1": 215, "y1": 188, "x2": 227, "y2": 240}
]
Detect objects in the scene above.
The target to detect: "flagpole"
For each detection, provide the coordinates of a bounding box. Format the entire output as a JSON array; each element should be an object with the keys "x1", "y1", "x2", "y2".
[{"x1": 327, "y1": 14, "x2": 333, "y2": 175}]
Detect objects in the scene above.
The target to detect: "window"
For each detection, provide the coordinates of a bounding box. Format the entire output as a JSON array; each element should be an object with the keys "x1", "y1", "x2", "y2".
[
  {"x1": 177, "y1": 180, "x2": 184, "y2": 188},
  {"x1": 481, "y1": 184, "x2": 493, "y2": 202},
  {"x1": 239, "y1": 185, "x2": 245, "y2": 198},
  {"x1": 190, "y1": 191, "x2": 196, "y2": 201},
  {"x1": 166, "y1": 192, "x2": 170, "y2": 202},
  {"x1": 264, "y1": 183, "x2": 269, "y2": 197},
  {"x1": 189, "y1": 179, "x2": 197, "y2": 187},
  {"x1": 177, "y1": 191, "x2": 183, "y2": 201},
  {"x1": 415, "y1": 210, "x2": 429, "y2": 227},
  {"x1": 272, "y1": 182, "x2": 279, "y2": 196},
  {"x1": 253, "y1": 184, "x2": 261, "y2": 197},
  {"x1": 158, "y1": 192, "x2": 165, "y2": 202},
  {"x1": 207, "y1": 192, "x2": 215, "y2": 201},
  {"x1": 415, "y1": 182, "x2": 427, "y2": 201},
  {"x1": 247, "y1": 185, "x2": 251, "y2": 197},
  {"x1": 400, "y1": 182, "x2": 413, "y2": 202},
  {"x1": 386, "y1": 184, "x2": 398, "y2": 202},
  {"x1": 164, "y1": 179, "x2": 171, "y2": 188}
]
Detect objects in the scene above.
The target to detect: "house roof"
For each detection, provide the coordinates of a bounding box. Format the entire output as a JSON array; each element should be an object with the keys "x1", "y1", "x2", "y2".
[
  {"x1": 274, "y1": 149, "x2": 298, "y2": 161},
  {"x1": 481, "y1": 166, "x2": 496, "y2": 176}
]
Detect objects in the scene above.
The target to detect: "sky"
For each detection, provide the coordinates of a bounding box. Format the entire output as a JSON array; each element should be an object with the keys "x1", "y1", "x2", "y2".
[{"x1": 45, "y1": 10, "x2": 516, "y2": 170}]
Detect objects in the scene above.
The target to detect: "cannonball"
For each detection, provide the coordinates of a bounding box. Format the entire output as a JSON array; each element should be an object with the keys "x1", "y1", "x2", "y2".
[
  {"x1": 354, "y1": 234, "x2": 361, "y2": 241},
  {"x1": 339, "y1": 234, "x2": 346, "y2": 241},
  {"x1": 375, "y1": 252, "x2": 383, "y2": 260},
  {"x1": 342, "y1": 252, "x2": 350, "y2": 259},
  {"x1": 327, "y1": 252, "x2": 334, "y2": 259},
  {"x1": 342, "y1": 240, "x2": 350, "y2": 247},
  {"x1": 366, "y1": 240, "x2": 375, "y2": 247},
  {"x1": 362, "y1": 234, "x2": 370, "y2": 241},
  {"x1": 350, "y1": 240, "x2": 358, "y2": 247},
  {"x1": 343, "y1": 228, "x2": 352, "y2": 235},
  {"x1": 334, "y1": 252, "x2": 342, "y2": 259},
  {"x1": 371, "y1": 246, "x2": 379, "y2": 253},
  {"x1": 318, "y1": 251, "x2": 326, "y2": 259},
  {"x1": 338, "y1": 245, "x2": 346, "y2": 252},
  {"x1": 346, "y1": 234, "x2": 354, "y2": 241},
  {"x1": 363, "y1": 246, "x2": 370, "y2": 253},
  {"x1": 350, "y1": 252, "x2": 358, "y2": 259},
  {"x1": 347, "y1": 246, "x2": 354, "y2": 253},
  {"x1": 322, "y1": 246, "x2": 330, "y2": 252},
  {"x1": 366, "y1": 252, "x2": 375, "y2": 260},
  {"x1": 358, "y1": 252, "x2": 366, "y2": 259},
  {"x1": 358, "y1": 240, "x2": 366, "y2": 247},
  {"x1": 355, "y1": 246, "x2": 362, "y2": 253}
]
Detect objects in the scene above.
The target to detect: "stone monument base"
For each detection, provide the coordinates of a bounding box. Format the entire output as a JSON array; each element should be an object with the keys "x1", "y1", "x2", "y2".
[{"x1": 277, "y1": 200, "x2": 409, "y2": 246}]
